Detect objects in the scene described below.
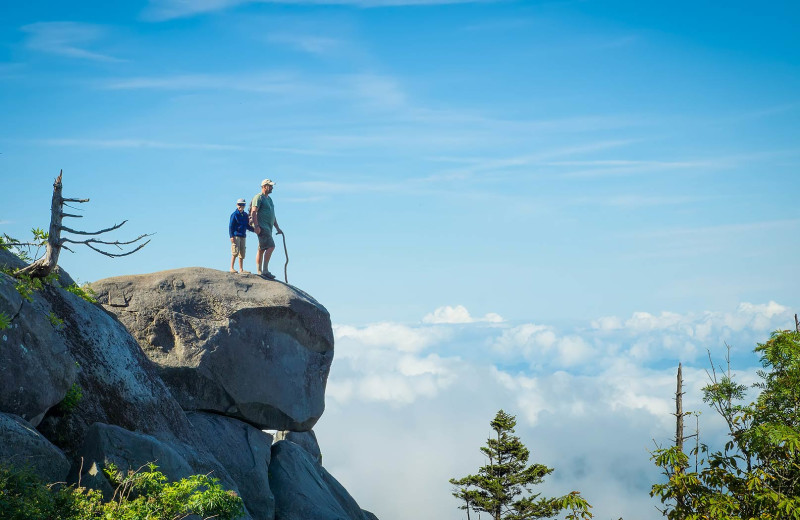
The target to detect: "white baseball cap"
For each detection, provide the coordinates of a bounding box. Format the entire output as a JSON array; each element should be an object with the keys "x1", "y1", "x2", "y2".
[
  {"x1": 236, "y1": 198, "x2": 246, "y2": 204},
  {"x1": 261, "y1": 178, "x2": 275, "y2": 187}
]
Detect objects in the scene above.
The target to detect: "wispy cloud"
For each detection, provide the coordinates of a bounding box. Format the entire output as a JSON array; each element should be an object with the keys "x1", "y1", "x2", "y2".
[
  {"x1": 267, "y1": 33, "x2": 344, "y2": 55},
  {"x1": 100, "y1": 71, "x2": 407, "y2": 111},
  {"x1": 20, "y1": 22, "x2": 123, "y2": 62},
  {"x1": 144, "y1": 0, "x2": 498, "y2": 21},
  {"x1": 630, "y1": 218, "x2": 800, "y2": 239},
  {"x1": 35, "y1": 138, "x2": 245, "y2": 151}
]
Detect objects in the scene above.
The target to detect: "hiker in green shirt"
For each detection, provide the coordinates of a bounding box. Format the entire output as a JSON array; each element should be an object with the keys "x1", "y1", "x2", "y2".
[{"x1": 251, "y1": 178, "x2": 283, "y2": 279}]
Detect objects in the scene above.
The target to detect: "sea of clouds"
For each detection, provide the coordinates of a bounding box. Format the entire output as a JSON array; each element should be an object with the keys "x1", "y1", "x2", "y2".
[{"x1": 313, "y1": 301, "x2": 793, "y2": 520}]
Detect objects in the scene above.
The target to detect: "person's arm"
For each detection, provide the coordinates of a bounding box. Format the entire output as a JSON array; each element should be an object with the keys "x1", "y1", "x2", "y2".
[
  {"x1": 274, "y1": 219, "x2": 282, "y2": 235},
  {"x1": 229, "y1": 213, "x2": 236, "y2": 242},
  {"x1": 251, "y1": 206, "x2": 260, "y2": 234}
]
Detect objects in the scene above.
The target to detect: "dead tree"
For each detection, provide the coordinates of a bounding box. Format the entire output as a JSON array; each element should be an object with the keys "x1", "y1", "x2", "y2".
[{"x1": 12, "y1": 171, "x2": 151, "y2": 279}]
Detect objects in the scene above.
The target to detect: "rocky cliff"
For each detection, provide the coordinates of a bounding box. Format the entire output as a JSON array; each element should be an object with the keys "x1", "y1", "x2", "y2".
[{"x1": 0, "y1": 251, "x2": 377, "y2": 520}]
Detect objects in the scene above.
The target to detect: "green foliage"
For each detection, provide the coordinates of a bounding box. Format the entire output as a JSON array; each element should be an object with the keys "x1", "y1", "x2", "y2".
[
  {"x1": 57, "y1": 383, "x2": 83, "y2": 414},
  {"x1": 450, "y1": 410, "x2": 593, "y2": 520},
  {"x1": 0, "y1": 229, "x2": 48, "y2": 263},
  {"x1": 13, "y1": 273, "x2": 44, "y2": 302},
  {"x1": 0, "y1": 312, "x2": 10, "y2": 331},
  {"x1": 651, "y1": 330, "x2": 800, "y2": 520},
  {"x1": 0, "y1": 462, "x2": 245, "y2": 520},
  {"x1": 48, "y1": 311, "x2": 64, "y2": 329},
  {"x1": 0, "y1": 266, "x2": 58, "y2": 302},
  {"x1": 64, "y1": 283, "x2": 97, "y2": 304}
]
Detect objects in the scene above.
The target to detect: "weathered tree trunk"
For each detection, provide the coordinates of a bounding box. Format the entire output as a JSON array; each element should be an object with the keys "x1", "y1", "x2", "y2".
[
  {"x1": 15, "y1": 172, "x2": 64, "y2": 278},
  {"x1": 675, "y1": 363, "x2": 685, "y2": 517},
  {"x1": 13, "y1": 171, "x2": 150, "y2": 280}
]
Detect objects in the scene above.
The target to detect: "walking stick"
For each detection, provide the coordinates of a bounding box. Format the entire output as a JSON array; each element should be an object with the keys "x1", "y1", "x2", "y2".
[{"x1": 280, "y1": 231, "x2": 288, "y2": 284}]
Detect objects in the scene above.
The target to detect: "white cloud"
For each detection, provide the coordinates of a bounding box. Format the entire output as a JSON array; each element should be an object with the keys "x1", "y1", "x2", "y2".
[
  {"x1": 592, "y1": 301, "x2": 792, "y2": 343},
  {"x1": 21, "y1": 22, "x2": 122, "y2": 62},
  {"x1": 422, "y1": 304, "x2": 503, "y2": 324},
  {"x1": 334, "y1": 322, "x2": 450, "y2": 353},
  {"x1": 492, "y1": 323, "x2": 592, "y2": 368}
]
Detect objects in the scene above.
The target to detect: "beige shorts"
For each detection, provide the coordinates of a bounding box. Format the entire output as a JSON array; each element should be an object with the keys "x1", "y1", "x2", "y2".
[{"x1": 231, "y1": 236, "x2": 246, "y2": 259}]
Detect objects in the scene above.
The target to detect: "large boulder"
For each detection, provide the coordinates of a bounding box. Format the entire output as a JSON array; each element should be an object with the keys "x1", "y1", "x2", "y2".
[
  {"x1": 0, "y1": 271, "x2": 78, "y2": 426},
  {"x1": 270, "y1": 440, "x2": 367, "y2": 520},
  {"x1": 188, "y1": 412, "x2": 275, "y2": 520},
  {"x1": 0, "y1": 412, "x2": 70, "y2": 483},
  {"x1": 90, "y1": 268, "x2": 333, "y2": 431}
]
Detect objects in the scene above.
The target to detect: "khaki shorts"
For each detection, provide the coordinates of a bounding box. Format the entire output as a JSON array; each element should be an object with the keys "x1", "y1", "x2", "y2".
[
  {"x1": 257, "y1": 229, "x2": 275, "y2": 250},
  {"x1": 231, "y1": 236, "x2": 246, "y2": 259}
]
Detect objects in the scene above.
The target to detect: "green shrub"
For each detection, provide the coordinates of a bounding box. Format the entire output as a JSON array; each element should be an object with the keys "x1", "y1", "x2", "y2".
[
  {"x1": 0, "y1": 462, "x2": 245, "y2": 520},
  {"x1": 57, "y1": 383, "x2": 83, "y2": 414},
  {"x1": 48, "y1": 311, "x2": 64, "y2": 329},
  {"x1": 0, "y1": 312, "x2": 10, "y2": 331},
  {"x1": 64, "y1": 283, "x2": 97, "y2": 304}
]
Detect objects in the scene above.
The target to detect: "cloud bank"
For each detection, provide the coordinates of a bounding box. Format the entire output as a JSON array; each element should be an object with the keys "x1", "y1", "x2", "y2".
[{"x1": 315, "y1": 302, "x2": 795, "y2": 520}]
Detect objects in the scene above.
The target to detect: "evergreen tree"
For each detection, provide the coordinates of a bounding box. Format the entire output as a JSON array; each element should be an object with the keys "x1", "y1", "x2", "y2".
[
  {"x1": 651, "y1": 330, "x2": 800, "y2": 519},
  {"x1": 450, "y1": 410, "x2": 593, "y2": 520}
]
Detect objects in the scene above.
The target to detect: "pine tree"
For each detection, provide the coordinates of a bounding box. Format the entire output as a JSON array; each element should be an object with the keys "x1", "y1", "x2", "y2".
[{"x1": 450, "y1": 410, "x2": 593, "y2": 520}]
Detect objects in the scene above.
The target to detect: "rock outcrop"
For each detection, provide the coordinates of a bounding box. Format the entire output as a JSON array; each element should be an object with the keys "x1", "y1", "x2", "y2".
[
  {"x1": 91, "y1": 268, "x2": 333, "y2": 431},
  {"x1": 0, "y1": 258, "x2": 377, "y2": 520}
]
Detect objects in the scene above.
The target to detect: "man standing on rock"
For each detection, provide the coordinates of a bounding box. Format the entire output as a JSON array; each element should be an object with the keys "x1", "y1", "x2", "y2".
[
  {"x1": 229, "y1": 198, "x2": 253, "y2": 274},
  {"x1": 251, "y1": 178, "x2": 282, "y2": 279}
]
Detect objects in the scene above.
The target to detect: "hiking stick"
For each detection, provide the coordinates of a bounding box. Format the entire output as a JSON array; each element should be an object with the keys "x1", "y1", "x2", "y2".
[{"x1": 280, "y1": 231, "x2": 289, "y2": 284}]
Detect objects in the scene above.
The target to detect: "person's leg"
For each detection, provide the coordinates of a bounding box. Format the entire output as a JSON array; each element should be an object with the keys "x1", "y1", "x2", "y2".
[
  {"x1": 230, "y1": 256, "x2": 236, "y2": 273},
  {"x1": 239, "y1": 257, "x2": 245, "y2": 272},
  {"x1": 256, "y1": 249, "x2": 264, "y2": 274},
  {"x1": 262, "y1": 246, "x2": 275, "y2": 275}
]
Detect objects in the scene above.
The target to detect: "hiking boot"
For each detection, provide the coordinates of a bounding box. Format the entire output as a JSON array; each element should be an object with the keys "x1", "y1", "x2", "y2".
[{"x1": 263, "y1": 271, "x2": 276, "y2": 280}]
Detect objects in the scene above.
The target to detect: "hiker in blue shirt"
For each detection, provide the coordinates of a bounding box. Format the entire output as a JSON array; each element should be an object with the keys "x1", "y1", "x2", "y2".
[{"x1": 229, "y1": 198, "x2": 254, "y2": 274}]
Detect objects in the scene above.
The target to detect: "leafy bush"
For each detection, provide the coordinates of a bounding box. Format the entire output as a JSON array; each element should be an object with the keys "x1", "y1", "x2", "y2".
[
  {"x1": 48, "y1": 311, "x2": 64, "y2": 329},
  {"x1": 0, "y1": 462, "x2": 245, "y2": 520},
  {"x1": 64, "y1": 283, "x2": 97, "y2": 304},
  {"x1": 0, "y1": 312, "x2": 10, "y2": 331},
  {"x1": 57, "y1": 383, "x2": 83, "y2": 414}
]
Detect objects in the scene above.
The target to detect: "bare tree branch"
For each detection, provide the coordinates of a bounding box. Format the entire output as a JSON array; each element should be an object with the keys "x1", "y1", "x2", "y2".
[
  {"x1": 61, "y1": 233, "x2": 151, "y2": 247},
  {"x1": 62, "y1": 197, "x2": 89, "y2": 203},
  {"x1": 81, "y1": 240, "x2": 150, "y2": 258},
  {"x1": 61, "y1": 213, "x2": 84, "y2": 218},
  {"x1": 61, "y1": 220, "x2": 128, "y2": 236}
]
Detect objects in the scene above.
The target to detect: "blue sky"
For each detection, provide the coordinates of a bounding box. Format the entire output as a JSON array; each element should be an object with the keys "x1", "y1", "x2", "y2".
[{"x1": 1, "y1": 1, "x2": 799, "y2": 519}]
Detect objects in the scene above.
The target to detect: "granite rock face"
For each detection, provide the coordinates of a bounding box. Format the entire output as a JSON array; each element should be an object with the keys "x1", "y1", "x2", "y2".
[
  {"x1": 0, "y1": 273, "x2": 77, "y2": 427},
  {"x1": 0, "y1": 412, "x2": 70, "y2": 483},
  {"x1": 270, "y1": 440, "x2": 369, "y2": 520},
  {"x1": 275, "y1": 429, "x2": 322, "y2": 465},
  {"x1": 188, "y1": 412, "x2": 275, "y2": 520},
  {"x1": 91, "y1": 268, "x2": 334, "y2": 431},
  {"x1": 36, "y1": 284, "x2": 193, "y2": 455}
]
